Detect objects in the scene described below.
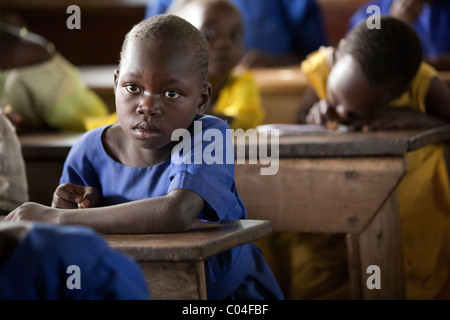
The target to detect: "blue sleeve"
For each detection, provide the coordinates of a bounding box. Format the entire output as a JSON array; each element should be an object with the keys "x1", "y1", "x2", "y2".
[
  {"x1": 282, "y1": 0, "x2": 329, "y2": 54},
  {"x1": 144, "y1": 0, "x2": 173, "y2": 18},
  {"x1": 168, "y1": 116, "x2": 247, "y2": 223}
]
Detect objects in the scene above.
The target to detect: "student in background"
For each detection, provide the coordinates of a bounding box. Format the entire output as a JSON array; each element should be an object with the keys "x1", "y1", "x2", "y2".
[
  {"x1": 0, "y1": 221, "x2": 151, "y2": 300},
  {"x1": 0, "y1": 111, "x2": 28, "y2": 215},
  {"x1": 295, "y1": 16, "x2": 450, "y2": 299},
  {"x1": 347, "y1": 0, "x2": 450, "y2": 70},
  {"x1": 145, "y1": 0, "x2": 329, "y2": 68},
  {"x1": 0, "y1": 19, "x2": 109, "y2": 133},
  {"x1": 169, "y1": 0, "x2": 264, "y2": 130},
  {"x1": 5, "y1": 14, "x2": 284, "y2": 300}
]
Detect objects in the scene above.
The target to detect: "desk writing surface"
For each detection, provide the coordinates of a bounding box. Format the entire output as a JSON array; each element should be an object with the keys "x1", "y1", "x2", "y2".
[
  {"x1": 236, "y1": 124, "x2": 450, "y2": 158},
  {"x1": 104, "y1": 219, "x2": 271, "y2": 262}
]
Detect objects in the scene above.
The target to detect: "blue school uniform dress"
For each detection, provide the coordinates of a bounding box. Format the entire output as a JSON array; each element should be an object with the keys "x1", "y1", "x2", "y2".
[
  {"x1": 0, "y1": 222, "x2": 150, "y2": 300},
  {"x1": 59, "y1": 115, "x2": 284, "y2": 300},
  {"x1": 347, "y1": 0, "x2": 450, "y2": 57}
]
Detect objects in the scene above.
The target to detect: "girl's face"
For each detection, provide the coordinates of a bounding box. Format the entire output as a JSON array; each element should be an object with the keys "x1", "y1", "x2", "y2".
[
  {"x1": 199, "y1": 2, "x2": 244, "y2": 75},
  {"x1": 114, "y1": 40, "x2": 211, "y2": 152},
  {"x1": 326, "y1": 53, "x2": 394, "y2": 130}
]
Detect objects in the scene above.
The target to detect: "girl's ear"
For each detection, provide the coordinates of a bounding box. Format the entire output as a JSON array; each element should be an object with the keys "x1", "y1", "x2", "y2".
[
  {"x1": 113, "y1": 69, "x2": 120, "y2": 94},
  {"x1": 196, "y1": 82, "x2": 212, "y2": 116}
]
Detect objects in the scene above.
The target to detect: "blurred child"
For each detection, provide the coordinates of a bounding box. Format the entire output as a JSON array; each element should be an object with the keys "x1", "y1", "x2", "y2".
[
  {"x1": 295, "y1": 16, "x2": 450, "y2": 299},
  {"x1": 169, "y1": 0, "x2": 264, "y2": 130},
  {"x1": 0, "y1": 111, "x2": 28, "y2": 215},
  {"x1": 0, "y1": 19, "x2": 109, "y2": 133},
  {"x1": 5, "y1": 14, "x2": 283, "y2": 300},
  {"x1": 0, "y1": 221, "x2": 150, "y2": 299}
]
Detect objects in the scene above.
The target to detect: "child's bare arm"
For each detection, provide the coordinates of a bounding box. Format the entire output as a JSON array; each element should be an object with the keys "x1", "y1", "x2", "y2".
[
  {"x1": 5, "y1": 189, "x2": 204, "y2": 234},
  {"x1": 424, "y1": 76, "x2": 450, "y2": 122}
]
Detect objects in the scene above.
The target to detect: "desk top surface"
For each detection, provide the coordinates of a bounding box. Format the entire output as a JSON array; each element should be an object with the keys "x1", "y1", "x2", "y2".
[
  {"x1": 104, "y1": 219, "x2": 271, "y2": 261},
  {"x1": 273, "y1": 124, "x2": 450, "y2": 157},
  {"x1": 19, "y1": 124, "x2": 450, "y2": 158}
]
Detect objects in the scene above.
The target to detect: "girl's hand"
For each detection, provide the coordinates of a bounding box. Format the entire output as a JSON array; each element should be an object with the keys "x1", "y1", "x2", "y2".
[
  {"x1": 5, "y1": 202, "x2": 61, "y2": 223},
  {"x1": 51, "y1": 183, "x2": 99, "y2": 209}
]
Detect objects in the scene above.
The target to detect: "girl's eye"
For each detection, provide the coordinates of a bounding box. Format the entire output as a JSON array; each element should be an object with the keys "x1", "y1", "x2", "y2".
[
  {"x1": 125, "y1": 84, "x2": 140, "y2": 93},
  {"x1": 202, "y1": 27, "x2": 216, "y2": 39},
  {"x1": 165, "y1": 90, "x2": 181, "y2": 99}
]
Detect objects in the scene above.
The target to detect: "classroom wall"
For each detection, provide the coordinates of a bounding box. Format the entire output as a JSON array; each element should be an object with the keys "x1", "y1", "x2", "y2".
[{"x1": 0, "y1": 0, "x2": 148, "y2": 65}]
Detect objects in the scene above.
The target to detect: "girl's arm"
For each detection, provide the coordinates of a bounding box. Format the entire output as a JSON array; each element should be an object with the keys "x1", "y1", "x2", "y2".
[
  {"x1": 5, "y1": 189, "x2": 204, "y2": 234},
  {"x1": 425, "y1": 76, "x2": 450, "y2": 122}
]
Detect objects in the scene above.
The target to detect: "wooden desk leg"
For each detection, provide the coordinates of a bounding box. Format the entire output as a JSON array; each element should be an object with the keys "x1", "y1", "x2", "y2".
[
  {"x1": 137, "y1": 261, "x2": 207, "y2": 300},
  {"x1": 346, "y1": 190, "x2": 405, "y2": 299}
]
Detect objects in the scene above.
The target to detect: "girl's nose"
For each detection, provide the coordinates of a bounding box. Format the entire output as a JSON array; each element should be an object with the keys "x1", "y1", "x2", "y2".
[{"x1": 137, "y1": 93, "x2": 161, "y2": 116}]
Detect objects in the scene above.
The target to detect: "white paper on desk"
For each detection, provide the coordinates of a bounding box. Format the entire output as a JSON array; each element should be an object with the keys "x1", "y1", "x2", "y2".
[{"x1": 256, "y1": 124, "x2": 348, "y2": 136}]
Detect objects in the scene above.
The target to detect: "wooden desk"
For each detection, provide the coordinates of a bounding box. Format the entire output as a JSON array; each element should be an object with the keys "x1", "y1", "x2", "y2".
[
  {"x1": 234, "y1": 124, "x2": 450, "y2": 300},
  {"x1": 104, "y1": 219, "x2": 271, "y2": 300}
]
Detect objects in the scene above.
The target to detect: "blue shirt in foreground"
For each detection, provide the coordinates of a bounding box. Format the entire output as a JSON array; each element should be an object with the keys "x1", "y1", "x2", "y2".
[{"x1": 0, "y1": 222, "x2": 151, "y2": 300}]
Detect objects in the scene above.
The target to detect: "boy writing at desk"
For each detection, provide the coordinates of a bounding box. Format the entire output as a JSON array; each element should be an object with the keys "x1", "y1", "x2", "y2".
[
  {"x1": 295, "y1": 17, "x2": 450, "y2": 299},
  {"x1": 5, "y1": 14, "x2": 283, "y2": 300}
]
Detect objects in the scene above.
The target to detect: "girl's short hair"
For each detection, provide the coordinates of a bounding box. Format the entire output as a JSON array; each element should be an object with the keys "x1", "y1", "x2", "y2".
[
  {"x1": 342, "y1": 16, "x2": 423, "y2": 94},
  {"x1": 119, "y1": 14, "x2": 210, "y2": 82}
]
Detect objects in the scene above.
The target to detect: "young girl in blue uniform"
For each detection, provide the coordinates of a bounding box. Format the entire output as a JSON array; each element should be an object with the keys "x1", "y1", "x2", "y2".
[{"x1": 5, "y1": 14, "x2": 283, "y2": 300}]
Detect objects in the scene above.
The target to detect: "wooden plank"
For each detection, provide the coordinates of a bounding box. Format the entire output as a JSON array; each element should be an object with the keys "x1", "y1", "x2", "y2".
[
  {"x1": 357, "y1": 191, "x2": 405, "y2": 299},
  {"x1": 137, "y1": 261, "x2": 207, "y2": 300},
  {"x1": 235, "y1": 157, "x2": 406, "y2": 234}
]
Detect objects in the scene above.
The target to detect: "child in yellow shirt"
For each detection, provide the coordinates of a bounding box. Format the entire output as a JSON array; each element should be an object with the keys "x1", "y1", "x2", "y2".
[{"x1": 293, "y1": 16, "x2": 450, "y2": 299}]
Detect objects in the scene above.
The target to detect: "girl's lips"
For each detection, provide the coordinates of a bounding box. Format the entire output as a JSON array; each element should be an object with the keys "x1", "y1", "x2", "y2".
[{"x1": 132, "y1": 122, "x2": 161, "y2": 138}]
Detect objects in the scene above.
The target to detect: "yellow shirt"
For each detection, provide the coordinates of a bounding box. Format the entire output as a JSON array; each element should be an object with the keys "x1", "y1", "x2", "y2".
[
  {"x1": 298, "y1": 46, "x2": 450, "y2": 299},
  {"x1": 0, "y1": 53, "x2": 108, "y2": 132},
  {"x1": 214, "y1": 69, "x2": 264, "y2": 130}
]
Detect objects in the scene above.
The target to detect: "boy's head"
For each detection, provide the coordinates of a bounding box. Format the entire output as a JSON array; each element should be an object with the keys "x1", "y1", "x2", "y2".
[
  {"x1": 169, "y1": 0, "x2": 244, "y2": 76},
  {"x1": 115, "y1": 14, "x2": 212, "y2": 151},
  {"x1": 119, "y1": 14, "x2": 210, "y2": 82},
  {"x1": 327, "y1": 16, "x2": 423, "y2": 128}
]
